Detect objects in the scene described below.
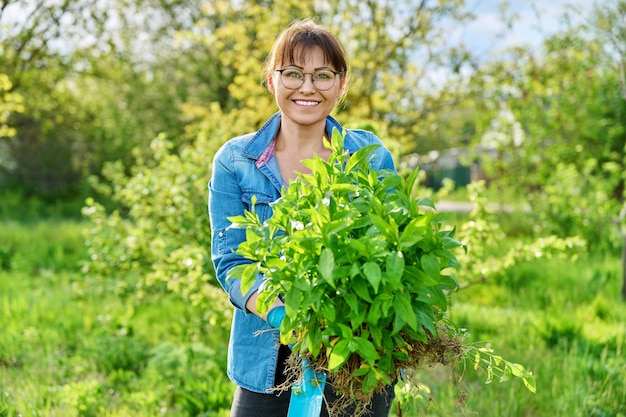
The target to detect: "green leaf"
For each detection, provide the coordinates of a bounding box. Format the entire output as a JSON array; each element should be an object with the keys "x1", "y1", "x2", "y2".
[
  {"x1": 263, "y1": 256, "x2": 289, "y2": 270},
  {"x1": 508, "y1": 362, "x2": 537, "y2": 393},
  {"x1": 352, "y1": 279, "x2": 373, "y2": 302},
  {"x1": 349, "y1": 262, "x2": 361, "y2": 278},
  {"x1": 441, "y1": 236, "x2": 464, "y2": 250},
  {"x1": 394, "y1": 292, "x2": 417, "y2": 331},
  {"x1": 370, "y1": 326, "x2": 382, "y2": 347},
  {"x1": 432, "y1": 248, "x2": 460, "y2": 269},
  {"x1": 293, "y1": 275, "x2": 312, "y2": 291},
  {"x1": 370, "y1": 214, "x2": 397, "y2": 242},
  {"x1": 398, "y1": 216, "x2": 428, "y2": 248},
  {"x1": 469, "y1": 347, "x2": 537, "y2": 393},
  {"x1": 391, "y1": 312, "x2": 404, "y2": 335},
  {"x1": 363, "y1": 261, "x2": 382, "y2": 293},
  {"x1": 431, "y1": 212, "x2": 454, "y2": 223},
  {"x1": 378, "y1": 351, "x2": 394, "y2": 377},
  {"x1": 523, "y1": 374, "x2": 537, "y2": 394},
  {"x1": 474, "y1": 351, "x2": 481, "y2": 370},
  {"x1": 329, "y1": 183, "x2": 359, "y2": 193},
  {"x1": 404, "y1": 165, "x2": 421, "y2": 196},
  {"x1": 283, "y1": 287, "x2": 301, "y2": 318},
  {"x1": 349, "y1": 239, "x2": 370, "y2": 257},
  {"x1": 416, "y1": 287, "x2": 448, "y2": 310},
  {"x1": 330, "y1": 127, "x2": 346, "y2": 153},
  {"x1": 416, "y1": 196, "x2": 436, "y2": 209},
  {"x1": 386, "y1": 251, "x2": 405, "y2": 287},
  {"x1": 362, "y1": 369, "x2": 378, "y2": 394},
  {"x1": 336, "y1": 323, "x2": 354, "y2": 339},
  {"x1": 256, "y1": 288, "x2": 280, "y2": 315},
  {"x1": 416, "y1": 309, "x2": 437, "y2": 336},
  {"x1": 318, "y1": 248, "x2": 335, "y2": 287},
  {"x1": 421, "y1": 253, "x2": 440, "y2": 280},
  {"x1": 352, "y1": 364, "x2": 371, "y2": 377},
  {"x1": 367, "y1": 299, "x2": 383, "y2": 327},
  {"x1": 237, "y1": 263, "x2": 259, "y2": 295},
  {"x1": 380, "y1": 293, "x2": 394, "y2": 316},
  {"x1": 392, "y1": 349, "x2": 409, "y2": 361},
  {"x1": 404, "y1": 265, "x2": 440, "y2": 287},
  {"x1": 226, "y1": 214, "x2": 249, "y2": 228},
  {"x1": 377, "y1": 175, "x2": 402, "y2": 193},
  {"x1": 301, "y1": 289, "x2": 319, "y2": 311},
  {"x1": 439, "y1": 274, "x2": 460, "y2": 290},
  {"x1": 344, "y1": 293, "x2": 360, "y2": 315},
  {"x1": 352, "y1": 337, "x2": 380, "y2": 362},
  {"x1": 324, "y1": 218, "x2": 353, "y2": 236},
  {"x1": 306, "y1": 324, "x2": 323, "y2": 358},
  {"x1": 329, "y1": 339, "x2": 351, "y2": 371},
  {"x1": 320, "y1": 300, "x2": 336, "y2": 323},
  {"x1": 300, "y1": 159, "x2": 330, "y2": 184},
  {"x1": 346, "y1": 144, "x2": 380, "y2": 172}
]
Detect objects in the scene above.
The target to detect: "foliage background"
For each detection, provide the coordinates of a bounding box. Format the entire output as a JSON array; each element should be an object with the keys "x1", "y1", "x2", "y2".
[{"x1": 1, "y1": 0, "x2": 625, "y2": 415}]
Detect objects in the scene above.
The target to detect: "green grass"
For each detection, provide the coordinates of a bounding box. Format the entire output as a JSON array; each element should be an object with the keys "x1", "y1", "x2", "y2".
[
  {"x1": 391, "y1": 257, "x2": 626, "y2": 417},
  {"x1": 1, "y1": 219, "x2": 625, "y2": 417},
  {"x1": 0, "y1": 220, "x2": 232, "y2": 417}
]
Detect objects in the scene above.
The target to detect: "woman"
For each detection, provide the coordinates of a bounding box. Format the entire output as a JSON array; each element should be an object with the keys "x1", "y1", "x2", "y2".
[{"x1": 209, "y1": 18, "x2": 396, "y2": 417}]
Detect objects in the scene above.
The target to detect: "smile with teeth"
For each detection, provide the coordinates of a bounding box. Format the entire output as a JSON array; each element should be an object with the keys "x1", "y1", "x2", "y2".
[{"x1": 294, "y1": 100, "x2": 320, "y2": 107}]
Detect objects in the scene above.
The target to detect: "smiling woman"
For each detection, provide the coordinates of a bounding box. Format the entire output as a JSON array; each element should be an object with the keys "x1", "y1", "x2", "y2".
[{"x1": 208, "y1": 18, "x2": 397, "y2": 417}]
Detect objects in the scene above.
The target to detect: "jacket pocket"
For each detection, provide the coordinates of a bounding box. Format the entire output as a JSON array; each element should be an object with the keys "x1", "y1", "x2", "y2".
[{"x1": 241, "y1": 191, "x2": 275, "y2": 222}]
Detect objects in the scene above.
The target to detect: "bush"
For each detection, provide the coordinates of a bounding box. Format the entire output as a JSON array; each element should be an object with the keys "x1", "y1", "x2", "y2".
[
  {"x1": 229, "y1": 129, "x2": 534, "y2": 415},
  {"x1": 81, "y1": 133, "x2": 229, "y2": 319},
  {"x1": 145, "y1": 341, "x2": 233, "y2": 415}
]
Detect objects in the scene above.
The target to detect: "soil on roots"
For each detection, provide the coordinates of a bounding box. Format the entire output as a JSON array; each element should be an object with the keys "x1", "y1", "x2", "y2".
[{"x1": 275, "y1": 329, "x2": 465, "y2": 417}]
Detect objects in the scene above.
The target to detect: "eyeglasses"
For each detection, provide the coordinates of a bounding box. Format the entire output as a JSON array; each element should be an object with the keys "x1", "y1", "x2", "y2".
[{"x1": 276, "y1": 68, "x2": 342, "y2": 91}]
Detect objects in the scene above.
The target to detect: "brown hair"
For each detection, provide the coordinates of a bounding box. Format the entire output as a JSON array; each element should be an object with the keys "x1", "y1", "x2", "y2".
[{"x1": 264, "y1": 19, "x2": 349, "y2": 89}]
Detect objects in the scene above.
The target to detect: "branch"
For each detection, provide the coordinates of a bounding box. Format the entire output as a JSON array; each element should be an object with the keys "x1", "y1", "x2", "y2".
[
  {"x1": 618, "y1": 201, "x2": 626, "y2": 238},
  {"x1": 457, "y1": 275, "x2": 491, "y2": 291}
]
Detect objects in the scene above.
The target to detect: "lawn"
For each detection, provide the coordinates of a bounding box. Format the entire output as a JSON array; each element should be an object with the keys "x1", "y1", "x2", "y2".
[{"x1": 0, "y1": 219, "x2": 624, "y2": 416}]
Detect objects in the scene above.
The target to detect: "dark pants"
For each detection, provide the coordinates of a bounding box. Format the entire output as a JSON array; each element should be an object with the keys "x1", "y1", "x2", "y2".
[{"x1": 230, "y1": 345, "x2": 395, "y2": 417}]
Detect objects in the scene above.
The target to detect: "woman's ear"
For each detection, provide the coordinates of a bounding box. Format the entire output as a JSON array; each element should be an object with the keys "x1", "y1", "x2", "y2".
[
  {"x1": 338, "y1": 75, "x2": 347, "y2": 95},
  {"x1": 267, "y1": 76, "x2": 276, "y2": 94}
]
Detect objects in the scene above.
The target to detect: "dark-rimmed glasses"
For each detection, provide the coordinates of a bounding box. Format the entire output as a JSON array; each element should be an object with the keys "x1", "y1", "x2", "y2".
[{"x1": 276, "y1": 68, "x2": 342, "y2": 91}]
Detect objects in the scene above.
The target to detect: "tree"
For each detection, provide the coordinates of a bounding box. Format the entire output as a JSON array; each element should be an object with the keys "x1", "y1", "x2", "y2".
[
  {"x1": 0, "y1": 73, "x2": 24, "y2": 187},
  {"x1": 317, "y1": 0, "x2": 478, "y2": 156},
  {"x1": 0, "y1": 0, "x2": 481, "y2": 199},
  {"x1": 465, "y1": 1, "x2": 626, "y2": 297},
  {"x1": 593, "y1": 0, "x2": 626, "y2": 299},
  {"x1": 82, "y1": 0, "x2": 482, "y2": 312},
  {"x1": 0, "y1": 73, "x2": 23, "y2": 139},
  {"x1": 0, "y1": 0, "x2": 92, "y2": 195},
  {"x1": 0, "y1": 0, "x2": 210, "y2": 197}
]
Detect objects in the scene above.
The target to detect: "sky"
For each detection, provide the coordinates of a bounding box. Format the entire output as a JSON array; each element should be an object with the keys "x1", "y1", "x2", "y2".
[
  {"x1": 454, "y1": 0, "x2": 594, "y2": 56},
  {"x1": 0, "y1": 0, "x2": 600, "y2": 66}
]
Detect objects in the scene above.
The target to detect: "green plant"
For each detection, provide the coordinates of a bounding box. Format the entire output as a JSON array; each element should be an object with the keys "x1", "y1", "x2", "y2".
[
  {"x1": 228, "y1": 128, "x2": 535, "y2": 413},
  {"x1": 4, "y1": 216, "x2": 625, "y2": 416},
  {"x1": 145, "y1": 341, "x2": 233, "y2": 415},
  {"x1": 81, "y1": 133, "x2": 230, "y2": 319},
  {"x1": 89, "y1": 332, "x2": 150, "y2": 375},
  {"x1": 56, "y1": 379, "x2": 104, "y2": 417},
  {"x1": 0, "y1": 392, "x2": 19, "y2": 417}
]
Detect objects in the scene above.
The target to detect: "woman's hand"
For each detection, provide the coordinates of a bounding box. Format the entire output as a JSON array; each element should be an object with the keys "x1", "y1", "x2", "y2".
[{"x1": 246, "y1": 290, "x2": 284, "y2": 324}]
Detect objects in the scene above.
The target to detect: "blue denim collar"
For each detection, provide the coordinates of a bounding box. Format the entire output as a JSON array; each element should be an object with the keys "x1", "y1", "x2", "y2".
[{"x1": 241, "y1": 112, "x2": 347, "y2": 161}]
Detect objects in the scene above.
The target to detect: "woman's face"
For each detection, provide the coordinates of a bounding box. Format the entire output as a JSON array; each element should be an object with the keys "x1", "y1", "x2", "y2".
[{"x1": 268, "y1": 45, "x2": 345, "y2": 129}]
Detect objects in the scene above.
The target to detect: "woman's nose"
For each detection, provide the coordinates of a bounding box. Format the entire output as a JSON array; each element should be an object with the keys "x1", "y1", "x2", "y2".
[{"x1": 299, "y1": 74, "x2": 316, "y2": 91}]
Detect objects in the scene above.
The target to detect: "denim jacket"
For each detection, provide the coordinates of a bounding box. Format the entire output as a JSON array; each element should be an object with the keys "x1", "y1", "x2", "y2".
[{"x1": 208, "y1": 112, "x2": 396, "y2": 393}]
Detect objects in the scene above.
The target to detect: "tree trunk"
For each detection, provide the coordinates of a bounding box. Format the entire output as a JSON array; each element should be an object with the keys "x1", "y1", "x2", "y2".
[
  {"x1": 618, "y1": 202, "x2": 626, "y2": 300},
  {"x1": 622, "y1": 236, "x2": 626, "y2": 300}
]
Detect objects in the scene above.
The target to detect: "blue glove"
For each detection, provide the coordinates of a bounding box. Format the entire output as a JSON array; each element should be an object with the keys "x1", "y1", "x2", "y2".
[{"x1": 266, "y1": 305, "x2": 286, "y2": 329}]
